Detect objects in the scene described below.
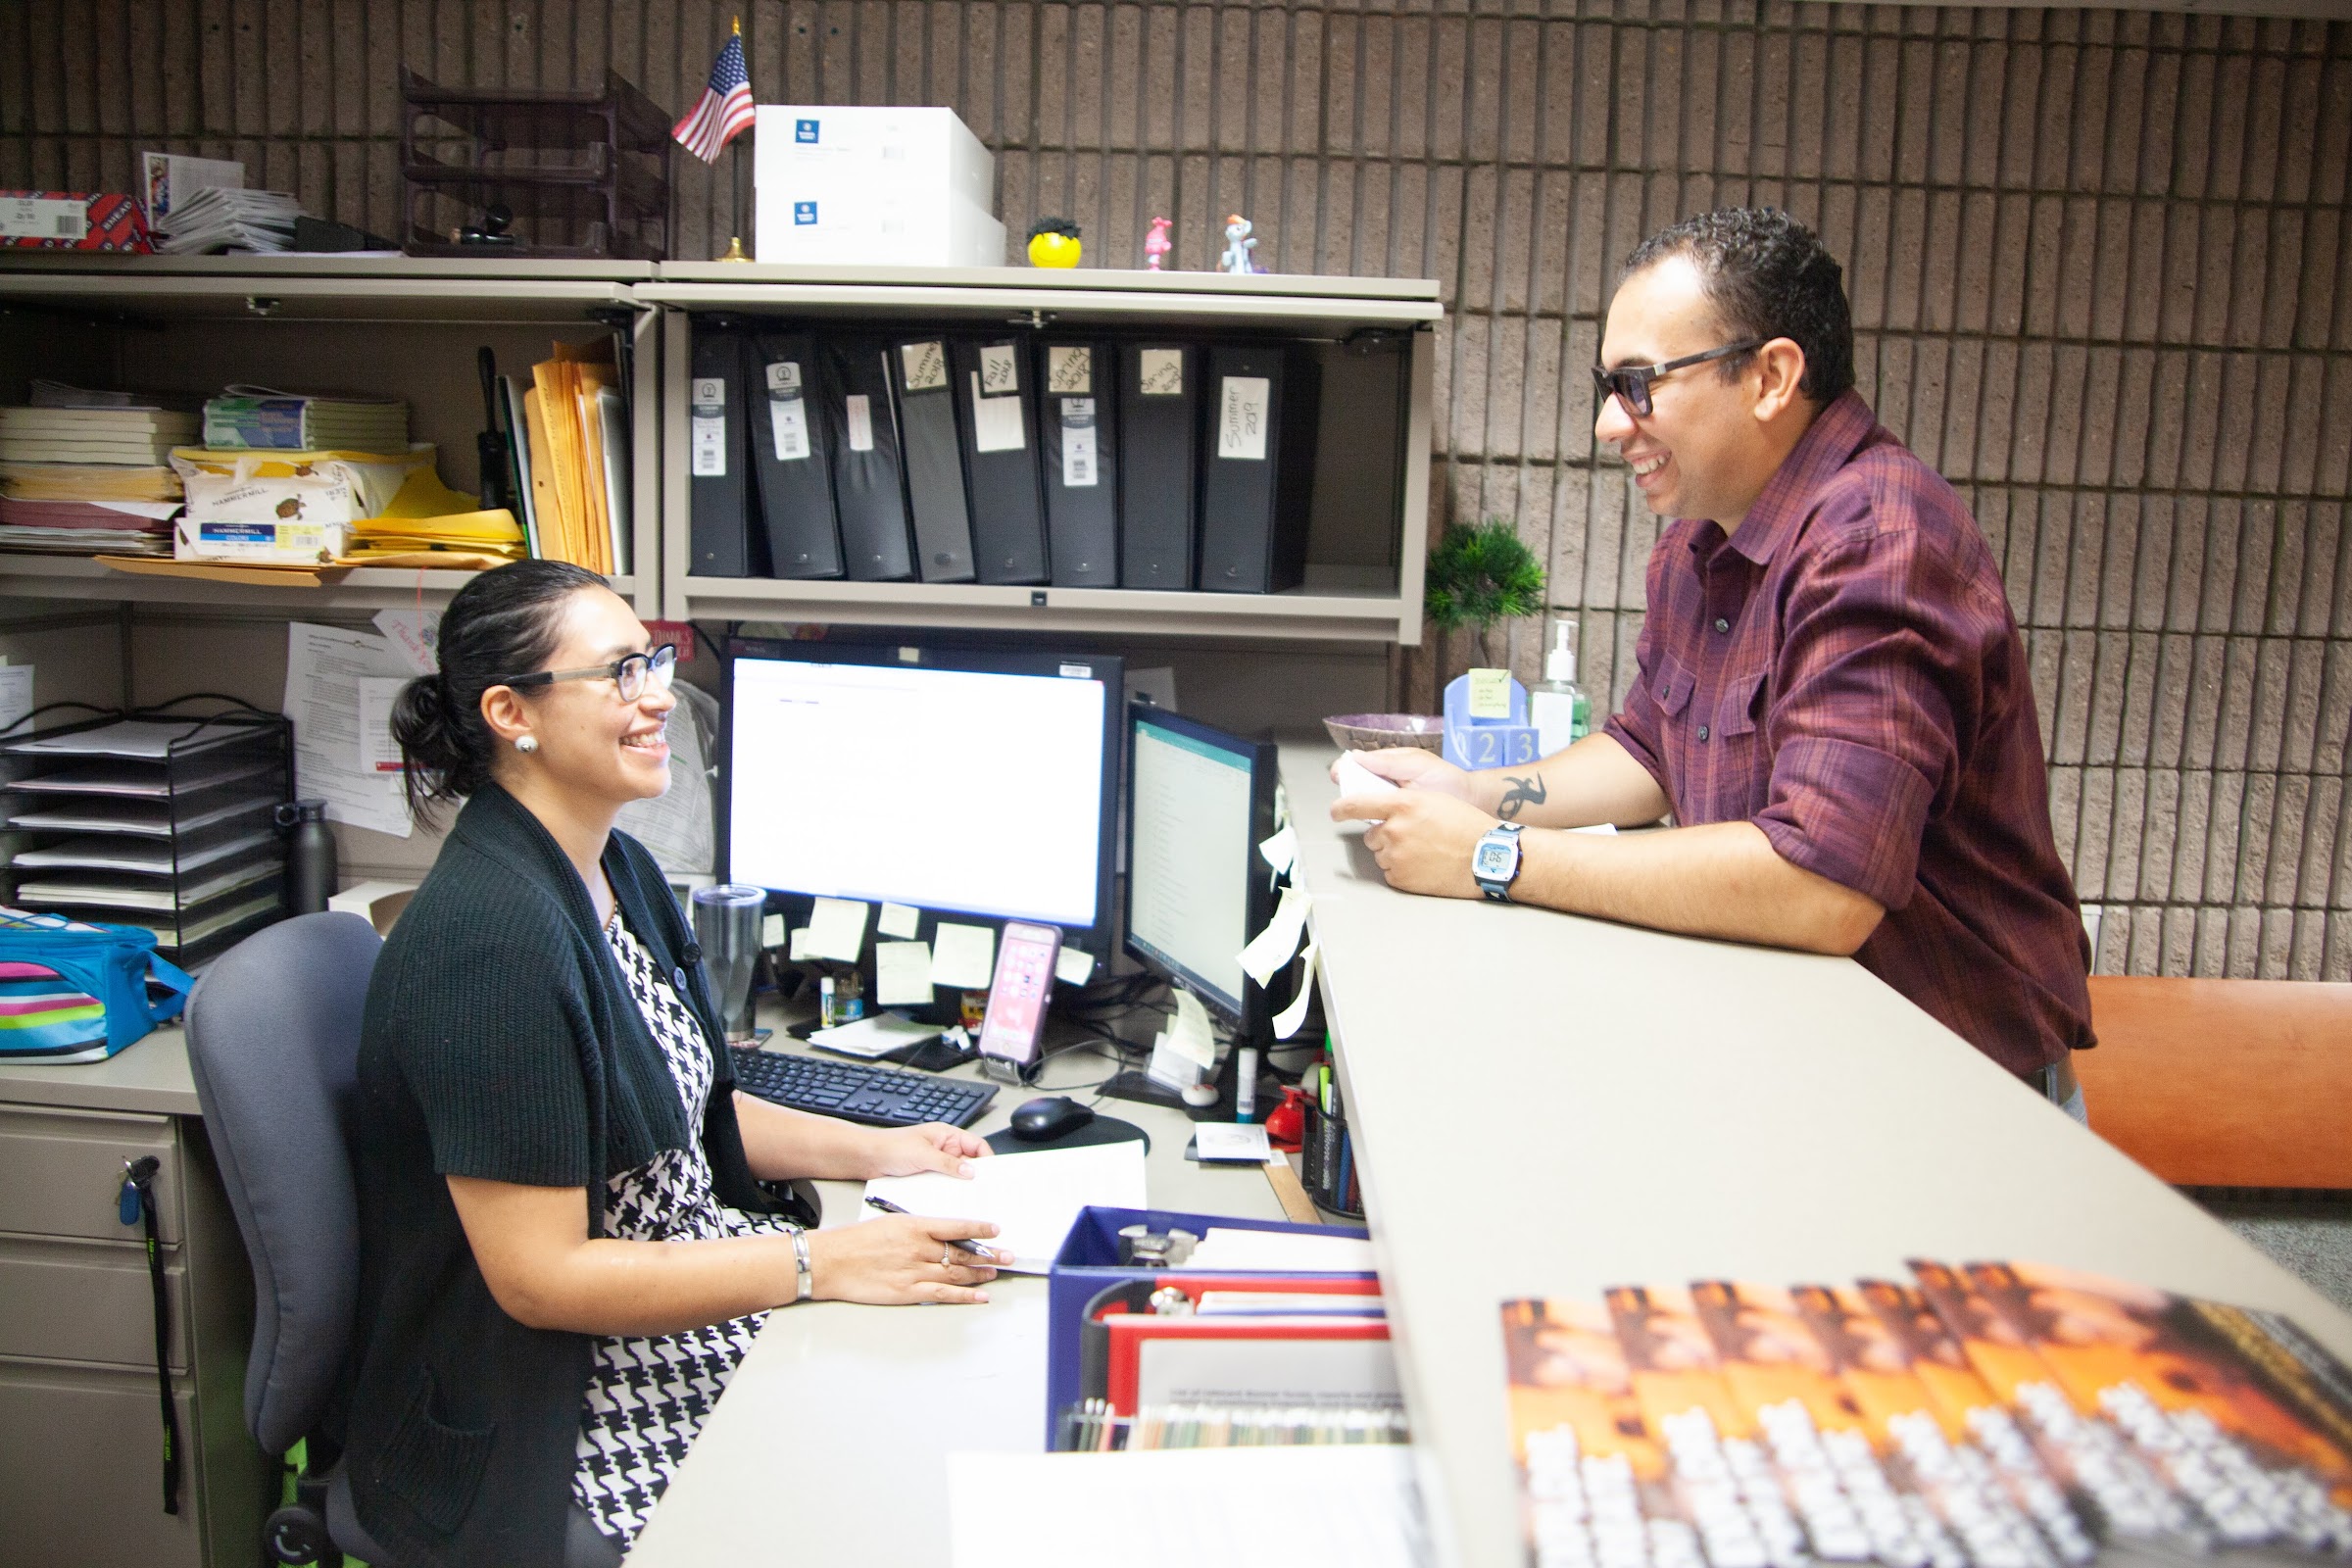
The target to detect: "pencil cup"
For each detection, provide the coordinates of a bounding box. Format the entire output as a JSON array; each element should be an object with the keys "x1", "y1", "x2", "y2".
[
  {"x1": 690, "y1": 883, "x2": 766, "y2": 1041},
  {"x1": 1300, "y1": 1099, "x2": 1365, "y2": 1220}
]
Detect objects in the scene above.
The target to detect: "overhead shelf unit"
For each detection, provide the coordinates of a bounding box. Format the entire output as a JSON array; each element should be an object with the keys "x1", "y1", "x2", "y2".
[
  {"x1": 0, "y1": 256, "x2": 661, "y2": 615},
  {"x1": 636, "y1": 264, "x2": 1441, "y2": 645}
]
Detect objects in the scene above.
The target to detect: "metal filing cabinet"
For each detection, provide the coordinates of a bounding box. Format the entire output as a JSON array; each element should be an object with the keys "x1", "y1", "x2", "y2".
[{"x1": 0, "y1": 1054, "x2": 271, "y2": 1568}]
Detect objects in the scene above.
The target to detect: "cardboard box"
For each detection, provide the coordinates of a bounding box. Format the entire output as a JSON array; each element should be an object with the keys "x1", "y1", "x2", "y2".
[
  {"x1": 0, "y1": 191, "x2": 154, "y2": 252},
  {"x1": 174, "y1": 516, "x2": 352, "y2": 565},
  {"x1": 753, "y1": 105, "x2": 1004, "y2": 267}
]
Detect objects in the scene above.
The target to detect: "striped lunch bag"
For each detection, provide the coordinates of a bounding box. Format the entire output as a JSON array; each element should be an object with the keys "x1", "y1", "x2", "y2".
[{"x1": 0, "y1": 907, "x2": 194, "y2": 1064}]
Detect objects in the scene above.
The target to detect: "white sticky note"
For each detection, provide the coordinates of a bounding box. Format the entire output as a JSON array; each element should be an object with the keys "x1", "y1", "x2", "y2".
[
  {"x1": 930, "y1": 922, "x2": 997, "y2": 989},
  {"x1": 1168, "y1": 987, "x2": 1216, "y2": 1068},
  {"x1": 875, "y1": 941, "x2": 936, "y2": 1006},
  {"x1": 1238, "y1": 883, "x2": 1311, "y2": 987},
  {"x1": 760, "y1": 912, "x2": 786, "y2": 948},
  {"x1": 807, "y1": 897, "x2": 871, "y2": 963},
  {"x1": 1047, "y1": 345, "x2": 1092, "y2": 395},
  {"x1": 1217, "y1": 375, "x2": 1271, "y2": 460},
  {"x1": 1273, "y1": 940, "x2": 1318, "y2": 1039},
  {"x1": 789, "y1": 926, "x2": 815, "y2": 961},
  {"x1": 769, "y1": 396, "x2": 809, "y2": 461},
  {"x1": 1139, "y1": 348, "x2": 1184, "y2": 396},
  {"x1": 1257, "y1": 824, "x2": 1298, "y2": 874},
  {"x1": 900, "y1": 340, "x2": 948, "y2": 391},
  {"x1": 1059, "y1": 407, "x2": 1097, "y2": 487},
  {"x1": 1195, "y1": 1122, "x2": 1273, "y2": 1162},
  {"x1": 844, "y1": 394, "x2": 875, "y2": 451},
  {"x1": 1467, "y1": 667, "x2": 1513, "y2": 719},
  {"x1": 1054, "y1": 947, "x2": 1096, "y2": 987},
  {"x1": 970, "y1": 373, "x2": 1025, "y2": 452},
  {"x1": 878, "y1": 902, "x2": 922, "y2": 940},
  {"x1": 978, "y1": 342, "x2": 1019, "y2": 395}
]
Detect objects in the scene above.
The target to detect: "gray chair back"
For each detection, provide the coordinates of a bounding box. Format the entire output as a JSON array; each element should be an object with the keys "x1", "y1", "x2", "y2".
[{"x1": 184, "y1": 911, "x2": 382, "y2": 1456}]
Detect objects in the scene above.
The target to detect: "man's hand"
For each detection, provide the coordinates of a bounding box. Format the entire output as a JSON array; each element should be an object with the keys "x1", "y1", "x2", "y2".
[{"x1": 1349, "y1": 788, "x2": 1498, "y2": 899}]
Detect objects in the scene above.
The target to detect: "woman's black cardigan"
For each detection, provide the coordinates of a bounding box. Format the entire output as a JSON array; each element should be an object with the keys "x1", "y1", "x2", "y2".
[{"x1": 344, "y1": 783, "x2": 772, "y2": 1568}]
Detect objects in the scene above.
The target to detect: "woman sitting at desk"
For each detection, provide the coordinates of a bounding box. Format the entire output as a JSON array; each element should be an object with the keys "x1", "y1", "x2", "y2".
[{"x1": 346, "y1": 560, "x2": 1002, "y2": 1568}]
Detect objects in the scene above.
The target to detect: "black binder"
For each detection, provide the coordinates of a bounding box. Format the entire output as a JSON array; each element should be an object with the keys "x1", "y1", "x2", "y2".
[
  {"x1": 1036, "y1": 340, "x2": 1118, "y2": 587},
  {"x1": 951, "y1": 335, "x2": 1050, "y2": 585},
  {"x1": 821, "y1": 335, "x2": 915, "y2": 582},
  {"x1": 1197, "y1": 342, "x2": 1321, "y2": 594},
  {"x1": 687, "y1": 320, "x2": 759, "y2": 578},
  {"x1": 747, "y1": 329, "x2": 843, "y2": 579},
  {"x1": 890, "y1": 335, "x2": 976, "y2": 582},
  {"x1": 1117, "y1": 342, "x2": 1198, "y2": 590}
]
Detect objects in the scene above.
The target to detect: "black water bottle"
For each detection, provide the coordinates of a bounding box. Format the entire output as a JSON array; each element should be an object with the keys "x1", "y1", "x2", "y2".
[{"x1": 278, "y1": 799, "x2": 337, "y2": 914}]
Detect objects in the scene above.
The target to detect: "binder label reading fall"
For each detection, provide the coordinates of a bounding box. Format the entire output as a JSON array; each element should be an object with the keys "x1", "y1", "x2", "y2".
[
  {"x1": 1217, "y1": 376, "x2": 1271, "y2": 462},
  {"x1": 979, "y1": 343, "x2": 1020, "y2": 395}
]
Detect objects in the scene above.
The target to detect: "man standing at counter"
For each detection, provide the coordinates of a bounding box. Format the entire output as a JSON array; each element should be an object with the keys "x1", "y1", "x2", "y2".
[{"x1": 1335, "y1": 208, "x2": 2094, "y2": 1114}]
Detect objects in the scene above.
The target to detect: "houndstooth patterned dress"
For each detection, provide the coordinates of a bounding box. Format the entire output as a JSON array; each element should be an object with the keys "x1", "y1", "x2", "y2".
[{"x1": 571, "y1": 912, "x2": 796, "y2": 1549}]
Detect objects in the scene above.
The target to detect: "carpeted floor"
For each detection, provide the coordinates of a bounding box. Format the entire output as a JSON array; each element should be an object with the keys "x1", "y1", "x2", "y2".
[{"x1": 2191, "y1": 1190, "x2": 2352, "y2": 1312}]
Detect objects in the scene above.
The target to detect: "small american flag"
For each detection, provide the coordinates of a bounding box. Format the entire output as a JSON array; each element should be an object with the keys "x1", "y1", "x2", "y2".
[{"x1": 673, "y1": 30, "x2": 756, "y2": 164}]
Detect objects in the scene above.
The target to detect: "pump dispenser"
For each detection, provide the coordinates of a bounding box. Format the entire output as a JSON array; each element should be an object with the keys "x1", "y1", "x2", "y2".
[{"x1": 1529, "y1": 616, "x2": 1592, "y2": 756}]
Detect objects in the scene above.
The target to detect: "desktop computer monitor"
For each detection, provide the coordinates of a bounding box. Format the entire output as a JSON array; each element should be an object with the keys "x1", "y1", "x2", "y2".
[
  {"x1": 1122, "y1": 705, "x2": 1281, "y2": 1040},
  {"x1": 722, "y1": 639, "x2": 1123, "y2": 951}
]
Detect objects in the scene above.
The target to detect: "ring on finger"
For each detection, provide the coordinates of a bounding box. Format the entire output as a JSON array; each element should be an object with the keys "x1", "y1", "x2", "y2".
[{"x1": 941, "y1": 1245, "x2": 953, "y2": 1267}]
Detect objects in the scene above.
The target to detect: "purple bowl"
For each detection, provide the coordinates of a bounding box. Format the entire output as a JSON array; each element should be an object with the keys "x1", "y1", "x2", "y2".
[{"x1": 1323, "y1": 712, "x2": 1445, "y2": 752}]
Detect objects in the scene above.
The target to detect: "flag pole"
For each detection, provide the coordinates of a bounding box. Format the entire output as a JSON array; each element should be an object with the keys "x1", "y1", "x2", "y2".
[{"x1": 720, "y1": 17, "x2": 751, "y2": 261}]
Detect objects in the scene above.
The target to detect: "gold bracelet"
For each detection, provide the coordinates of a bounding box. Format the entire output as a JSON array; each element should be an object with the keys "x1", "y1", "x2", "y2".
[{"x1": 789, "y1": 1224, "x2": 813, "y2": 1303}]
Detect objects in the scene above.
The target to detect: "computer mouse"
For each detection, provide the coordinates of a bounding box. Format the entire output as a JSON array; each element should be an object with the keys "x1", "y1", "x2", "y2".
[{"x1": 1008, "y1": 1095, "x2": 1095, "y2": 1143}]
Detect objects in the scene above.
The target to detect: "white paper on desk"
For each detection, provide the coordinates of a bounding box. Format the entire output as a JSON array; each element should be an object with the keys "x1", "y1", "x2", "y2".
[
  {"x1": 1273, "y1": 940, "x2": 1318, "y2": 1040},
  {"x1": 806, "y1": 896, "x2": 870, "y2": 962},
  {"x1": 947, "y1": 1446, "x2": 1432, "y2": 1568},
  {"x1": 1238, "y1": 882, "x2": 1310, "y2": 986},
  {"x1": 355, "y1": 677, "x2": 408, "y2": 773},
  {"x1": 808, "y1": 1011, "x2": 939, "y2": 1058},
  {"x1": 1193, "y1": 1122, "x2": 1272, "y2": 1162},
  {"x1": 615, "y1": 681, "x2": 718, "y2": 876},
  {"x1": 0, "y1": 664, "x2": 31, "y2": 735},
  {"x1": 874, "y1": 940, "x2": 934, "y2": 1005},
  {"x1": 863, "y1": 1141, "x2": 1147, "y2": 1272},
  {"x1": 282, "y1": 623, "x2": 413, "y2": 838},
  {"x1": 369, "y1": 608, "x2": 441, "y2": 676},
  {"x1": 930, "y1": 921, "x2": 996, "y2": 988},
  {"x1": 1187, "y1": 1226, "x2": 1376, "y2": 1274},
  {"x1": 877, "y1": 901, "x2": 922, "y2": 940}
]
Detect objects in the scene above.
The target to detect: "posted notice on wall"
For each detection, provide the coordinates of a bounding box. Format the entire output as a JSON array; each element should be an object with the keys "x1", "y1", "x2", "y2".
[{"x1": 283, "y1": 622, "x2": 413, "y2": 838}]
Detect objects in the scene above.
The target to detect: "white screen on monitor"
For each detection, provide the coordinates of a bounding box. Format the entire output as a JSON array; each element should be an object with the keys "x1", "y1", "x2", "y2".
[
  {"x1": 1127, "y1": 718, "x2": 1253, "y2": 1014},
  {"x1": 729, "y1": 657, "x2": 1107, "y2": 927}
]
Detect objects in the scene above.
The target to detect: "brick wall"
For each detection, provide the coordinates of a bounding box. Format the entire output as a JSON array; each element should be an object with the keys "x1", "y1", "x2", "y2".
[{"x1": 3, "y1": 0, "x2": 2345, "y2": 977}]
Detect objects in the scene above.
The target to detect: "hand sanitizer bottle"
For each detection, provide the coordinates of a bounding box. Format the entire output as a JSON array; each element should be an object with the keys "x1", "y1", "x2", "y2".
[{"x1": 1529, "y1": 617, "x2": 1591, "y2": 757}]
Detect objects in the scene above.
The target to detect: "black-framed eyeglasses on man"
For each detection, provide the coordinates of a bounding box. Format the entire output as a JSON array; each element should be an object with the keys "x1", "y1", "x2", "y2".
[
  {"x1": 501, "y1": 644, "x2": 678, "y2": 704},
  {"x1": 1592, "y1": 339, "x2": 1766, "y2": 418}
]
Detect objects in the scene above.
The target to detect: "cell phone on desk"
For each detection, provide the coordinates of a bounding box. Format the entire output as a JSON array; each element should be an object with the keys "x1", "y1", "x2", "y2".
[{"x1": 976, "y1": 920, "x2": 1061, "y2": 1084}]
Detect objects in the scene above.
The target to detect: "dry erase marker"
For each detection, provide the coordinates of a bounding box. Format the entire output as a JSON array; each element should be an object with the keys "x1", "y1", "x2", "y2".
[{"x1": 862, "y1": 1195, "x2": 1000, "y2": 1264}]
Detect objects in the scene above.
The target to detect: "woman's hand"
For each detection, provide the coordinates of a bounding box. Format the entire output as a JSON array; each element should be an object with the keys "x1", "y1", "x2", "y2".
[
  {"x1": 860, "y1": 1121, "x2": 991, "y2": 1180},
  {"x1": 806, "y1": 1213, "x2": 1001, "y2": 1305}
]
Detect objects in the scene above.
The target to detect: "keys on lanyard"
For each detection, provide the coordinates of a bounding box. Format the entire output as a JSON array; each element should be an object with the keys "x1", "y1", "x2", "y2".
[{"x1": 119, "y1": 1154, "x2": 180, "y2": 1515}]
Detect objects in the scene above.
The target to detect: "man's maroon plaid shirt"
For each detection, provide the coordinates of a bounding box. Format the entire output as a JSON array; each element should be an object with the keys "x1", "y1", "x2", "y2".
[{"x1": 1601, "y1": 390, "x2": 2094, "y2": 1078}]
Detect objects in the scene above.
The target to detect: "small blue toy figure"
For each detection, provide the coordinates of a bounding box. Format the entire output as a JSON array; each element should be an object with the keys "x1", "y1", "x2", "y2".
[{"x1": 1220, "y1": 214, "x2": 1263, "y2": 274}]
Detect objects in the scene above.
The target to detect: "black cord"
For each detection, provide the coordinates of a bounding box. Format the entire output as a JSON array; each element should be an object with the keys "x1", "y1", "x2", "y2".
[{"x1": 0, "y1": 699, "x2": 121, "y2": 738}]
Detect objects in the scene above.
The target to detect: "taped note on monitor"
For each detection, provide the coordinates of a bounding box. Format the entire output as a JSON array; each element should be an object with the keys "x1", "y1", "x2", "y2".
[
  {"x1": 1273, "y1": 940, "x2": 1317, "y2": 1039},
  {"x1": 875, "y1": 940, "x2": 935, "y2": 1006},
  {"x1": 931, "y1": 922, "x2": 997, "y2": 989},
  {"x1": 807, "y1": 897, "x2": 871, "y2": 962},
  {"x1": 878, "y1": 901, "x2": 922, "y2": 940},
  {"x1": 1238, "y1": 883, "x2": 1310, "y2": 987}
]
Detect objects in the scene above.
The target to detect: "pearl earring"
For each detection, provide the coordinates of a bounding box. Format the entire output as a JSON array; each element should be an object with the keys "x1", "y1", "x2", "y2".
[{"x1": 514, "y1": 735, "x2": 538, "y2": 754}]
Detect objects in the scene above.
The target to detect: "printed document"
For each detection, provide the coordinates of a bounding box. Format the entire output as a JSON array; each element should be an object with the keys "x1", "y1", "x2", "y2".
[
  {"x1": 862, "y1": 1141, "x2": 1146, "y2": 1272},
  {"x1": 282, "y1": 623, "x2": 412, "y2": 838}
]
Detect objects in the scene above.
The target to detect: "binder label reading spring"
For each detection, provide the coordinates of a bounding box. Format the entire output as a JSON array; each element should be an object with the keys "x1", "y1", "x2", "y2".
[
  {"x1": 691, "y1": 376, "x2": 728, "y2": 477},
  {"x1": 1217, "y1": 376, "x2": 1272, "y2": 462},
  {"x1": 900, "y1": 342, "x2": 948, "y2": 393},
  {"x1": 1048, "y1": 347, "x2": 1092, "y2": 396},
  {"x1": 1138, "y1": 349, "x2": 1185, "y2": 397},
  {"x1": 979, "y1": 344, "x2": 1020, "y2": 395},
  {"x1": 844, "y1": 394, "x2": 876, "y2": 452},
  {"x1": 766, "y1": 362, "x2": 810, "y2": 462},
  {"x1": 1059, "y1": 398, "x2": 1097, "y2": 488}
]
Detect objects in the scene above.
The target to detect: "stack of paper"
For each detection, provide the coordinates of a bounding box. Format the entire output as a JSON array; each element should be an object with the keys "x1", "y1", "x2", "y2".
[
  {"x1": 152, "y1": 186, "x2": 303, "y2": 254},
  {"x1": 0, "y1": 397, "x2": 192, "y2": 557},
  {"x1": 202, "y1": 387, "x2": 410, "y2": 452},
  {"x1": 0, "y1": 407, "x2": 199, "y2": 465},
  {"x1": 863, "y1": 1141, "x2": 1149, "y2": 1272},
  {"x1": 507, "y1": 334, "x2": 630, "y2": 573}
]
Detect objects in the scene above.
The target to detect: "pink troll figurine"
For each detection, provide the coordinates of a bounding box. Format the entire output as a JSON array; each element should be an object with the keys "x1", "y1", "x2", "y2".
[{"x1": 1144, "y1": 215, "x2": 1173, "y2": 270}]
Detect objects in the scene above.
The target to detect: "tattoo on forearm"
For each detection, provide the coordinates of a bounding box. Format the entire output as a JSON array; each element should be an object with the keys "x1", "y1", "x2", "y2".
[{"x1": 1498, "y1": 774, "x2": 1547, "y2": 820}]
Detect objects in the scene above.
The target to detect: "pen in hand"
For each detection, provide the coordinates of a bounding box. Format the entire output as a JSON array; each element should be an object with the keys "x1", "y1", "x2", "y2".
[{"x1": 863, "y1": 1195, "x2": 1002, "y2": 1264}]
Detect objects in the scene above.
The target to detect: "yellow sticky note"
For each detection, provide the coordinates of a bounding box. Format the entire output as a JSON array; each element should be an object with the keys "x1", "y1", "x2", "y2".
[
  {"x1": 788, "y1": 926, "x2": 815, "y2": 961},
  {"x1": 807, "y1": 897, "x2": 871, "y2": 963},
  {"x1": 930, "y1": 922, "x2": 997, "y2": 989},
  {"x1": 875, "y1": 941, "x2": 935, "y2": 1006},
  {"x1": 1467, "y1": 667, "x2": 1513, "y2": 719},
  {"x1": 760, "y1": 912, "x2": 786, "y2": 949},
  {"x1": 1054, "y1": 947, "x2": 1095, "y2": 987},
  {"x1": 878, "y1": 902, "x2": 922, "y2": 940}
]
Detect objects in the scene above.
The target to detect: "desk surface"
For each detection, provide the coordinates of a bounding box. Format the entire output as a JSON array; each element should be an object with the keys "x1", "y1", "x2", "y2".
[
  {"x1": 624, "y1": 1026, "x2": 1295, "y2": 1568},
  {"x1": 0, "y1": 1024, "x2": 203, "y2": 1116},
  {"x1": 1276, "y1": 741, "x2": 2352, "y2": 1568}
]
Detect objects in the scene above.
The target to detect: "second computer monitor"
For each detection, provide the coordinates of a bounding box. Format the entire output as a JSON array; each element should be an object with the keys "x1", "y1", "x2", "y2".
[{"x1": 1123, "y1": 705, "x2": 1280, "y2": 1036}]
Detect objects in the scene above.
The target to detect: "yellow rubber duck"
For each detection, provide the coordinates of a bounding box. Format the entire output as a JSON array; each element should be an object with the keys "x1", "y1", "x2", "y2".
[{"x1": 1026, "y1": 218, "x2": 1082, "y2": 269}]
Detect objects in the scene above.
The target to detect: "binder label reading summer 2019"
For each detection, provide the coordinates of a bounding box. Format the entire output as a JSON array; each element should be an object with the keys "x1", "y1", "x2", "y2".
[
  {"x1": 691, "y1": 376, "x2": 728, "y2": 477},
  {"x1": 1138, "y1": 350, "x2": 1185, "y2": 396},
  {"x1": 844, "y1": 395, "x2": 876, "y2": 452},
  {"x1": 1058, "y1": 398, "x2": 1097, "y2": 487},
  {"x1": 765, "y1": 361, "x2": 809, "y2": 462},
  {"x1": 1218, "y1": 376, "x2": 1272, "y2": 461},
  {"x1": 900, "y1": 342, "x2": 948, "y2": 392}
]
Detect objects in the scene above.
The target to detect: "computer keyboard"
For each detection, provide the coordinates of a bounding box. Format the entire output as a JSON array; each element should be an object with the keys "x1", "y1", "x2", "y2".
[{"x1": 729, "y1": 1046, "x2": 998, "y2": 1129}]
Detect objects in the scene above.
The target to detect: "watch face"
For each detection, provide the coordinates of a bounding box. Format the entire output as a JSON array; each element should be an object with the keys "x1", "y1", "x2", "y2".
[{"x1": 1475, "y1": 841, "x2": 1515, "y2": 879}]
